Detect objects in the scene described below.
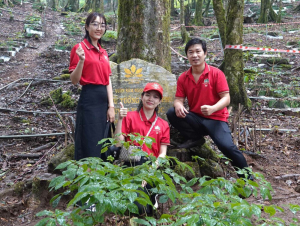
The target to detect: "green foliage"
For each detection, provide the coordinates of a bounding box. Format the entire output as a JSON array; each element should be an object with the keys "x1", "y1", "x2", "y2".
[
  {"x1": 35, "y1": 135, "x2": 300, "y2": 225},
  {"x1": 102, "y1": 30, "x2": 117, "y2": 42},
  {"x1": 55, "y1": 36, "x2": 77, "y2": 51}
]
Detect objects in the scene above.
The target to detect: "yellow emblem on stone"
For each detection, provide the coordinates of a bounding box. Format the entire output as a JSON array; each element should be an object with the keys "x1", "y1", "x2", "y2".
[{"x1": 124, "y1": 65, "x2": 143, "y2": 78}]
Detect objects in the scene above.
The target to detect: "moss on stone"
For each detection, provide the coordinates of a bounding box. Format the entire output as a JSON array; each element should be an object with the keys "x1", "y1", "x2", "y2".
[
  {"x1": 62, "y1": 68, "x2": 69, "y2": 74},
  {"x1": 278, "y1": 64, "x2": 292, "y2": 69},
  {"x1": 174, "y1": 161, "x2": 200, "y2": 180},
  {"x1": 60, "y1": 74, "x2": 70, "y2": 80},
  {"x1": 60, "y1": 92, "x2": 76, "y2": 108},
  {"x1": 53, "y1": 76, "x2": 61, "y2": 80},
  {"x1": 50, "y1": 88, "x2": 63, "y2": 104},
  {"x1": 197, "y1": 158, "x2": 224, "y2": 178},
  {"x1": 13, "y1": 181, "x2": 25, "y2": 196},
  {"x1": 109, "y1": 53, "x2": 118, "y2": 63},
  {"x1": 48, "y1": 144, "x2": 75, "y2": 173}
]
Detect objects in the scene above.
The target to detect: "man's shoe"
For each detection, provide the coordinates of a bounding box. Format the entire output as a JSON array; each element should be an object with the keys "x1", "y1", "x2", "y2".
[{"x1": 177, "y1": 139, "x2": 204, "y2": 149}]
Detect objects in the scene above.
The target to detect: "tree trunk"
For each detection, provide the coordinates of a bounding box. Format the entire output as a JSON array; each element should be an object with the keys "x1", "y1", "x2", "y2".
[
  {"x1": 65, "y1": 0, "x2": 79, "y2": 12},
  {"x1": 47, "y1": 0, "x2": 58, "y2": 10},
  {"x1": 224, "y1": 0, "x2": 249, "y2": 110},
  {"x1": 213, "y1": 0, "x2": 250, "y2": 110},
  {"x1": 81, "y1": 0, "x2": 93, "y2": 11},
  {"x1": 203, "y1": 0, "x2": 211, "y2": 17},
  {"x1": 94, "y1": 0, "x2": 104, "y2": 13},
  {"x1": 294, "y1": 3, "x2": 300, "y2": 11},
  {"x1": 180, "y1": 0, "x2": 189, "y2": 43},
  {"x1": 116, "y1": 0, "x2": 171, "y2": 71},
  {"x1": 212, "y1": 0, "x2": 226, "y2": 48},
  {"x1": 171, "y1": 0, "x2": 177, "y2": 16},
  {"x1": 194, "y1": 0, "x2": 203, "y2": 25},
  {"x1": 257, "y1": 0, "x2": 278, "y2": 23}
]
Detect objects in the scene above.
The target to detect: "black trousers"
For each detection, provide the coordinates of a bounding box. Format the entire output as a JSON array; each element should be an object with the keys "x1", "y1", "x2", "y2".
[
  {"x1": 166, "y1": 107, "x2": 249, "y2": 173},
  {"x1": 124, "y1": 157, "x2": 156, "y2": 216}
]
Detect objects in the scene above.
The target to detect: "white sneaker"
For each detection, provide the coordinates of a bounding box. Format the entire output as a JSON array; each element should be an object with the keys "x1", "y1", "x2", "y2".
[
  {"x1": 86, "y1": 204, "x2": 96, "y2": 212},
  {"x1": 153, "y1": 194, "x2": 159, "y2": 209}
]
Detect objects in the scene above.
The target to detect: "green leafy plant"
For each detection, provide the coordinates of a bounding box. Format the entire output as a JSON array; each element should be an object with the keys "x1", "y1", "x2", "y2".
[{"x1": 35, "y1": 135, "x2": 300, "y2": 225}]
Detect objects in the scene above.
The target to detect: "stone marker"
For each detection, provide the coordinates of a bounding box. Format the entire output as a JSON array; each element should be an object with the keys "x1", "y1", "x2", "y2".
[{"x1": 110, "y1": 58, "x2": 176, "y2": 120}]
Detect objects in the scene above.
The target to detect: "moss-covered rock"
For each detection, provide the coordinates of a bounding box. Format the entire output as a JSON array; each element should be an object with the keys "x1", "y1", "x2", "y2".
[
  {"x1": 60, "y1": 74, "x2": 70, "y2": 80},
  {"x1": 50, "y1": 88, "x2": 63, "y2": 104},
  {"x1": 40, "y1": 88, "x2": 64, "y2": 106},
  {"x1": 174, "y1": 161, "x2": 201, "y2": 180},
  {"x1": 13, "y1": 181, "x2": 26, "y2": 196},
  {"x1": 60, "y1": 92, "x2": 76, "y2": 108},
  {"x1": 109, "y1": 53, "x2": 118, "y2": 63},
  {"x1": 62, "y1": 68, "x2": 69, "y2": 74},
  {"x1": 266, "y1": 58, "x2": 289, "y2": 65},
  {"x1": 197, "y1": 158, "x2": 224, "y2": 178},
  {"x1": 278, "y1": 64, "x2": 292, "y2": 69},
  {"x1": 189, "y1": 140, "x2": 219, "y2": 162},
  {"x1": 48, "y1": 144, "x2": 75, "y2": 173}
]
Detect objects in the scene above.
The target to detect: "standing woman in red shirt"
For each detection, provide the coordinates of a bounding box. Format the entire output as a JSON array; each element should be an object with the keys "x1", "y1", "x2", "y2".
[{"x1": 69, "y1": 12, "x2": 115, "y2": 160}]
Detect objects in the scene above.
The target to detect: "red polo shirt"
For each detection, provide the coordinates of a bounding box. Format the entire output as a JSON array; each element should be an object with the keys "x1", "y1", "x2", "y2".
[
  {"x1": 69, "y1": 39, "x2": 111, "y2": 85},
  {"x1": 176, "y1": 63, "x2": 229, "y2": 122},
  {"x1": 122, "y1": 108, "x2": 170, "y2": 158}
]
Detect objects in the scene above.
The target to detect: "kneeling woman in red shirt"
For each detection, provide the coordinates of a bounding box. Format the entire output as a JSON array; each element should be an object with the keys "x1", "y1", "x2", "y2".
[{"x1": 115, "y1": 83, "x2": 170, "y2": 214}]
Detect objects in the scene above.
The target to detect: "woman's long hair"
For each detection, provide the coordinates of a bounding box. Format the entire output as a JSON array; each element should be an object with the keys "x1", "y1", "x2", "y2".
[
  {"x1": 84, "y1": 12, "x2": 107, "y2": 46},
  {"x1": 137, "y1": 92, "x2": 161, "y2": 113}
]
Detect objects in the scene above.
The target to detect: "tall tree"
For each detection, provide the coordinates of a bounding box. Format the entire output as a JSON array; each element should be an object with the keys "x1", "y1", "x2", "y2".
[
  {"x1": 213, "y1": 0, "x2": 250, "y2": 110},
  {"x1": 180, "y1": 0, "x2": 189, "y2": 43},
  {"x1": 171, "y1": 0, "x2": 177, "y2": 16},
  {"x1": 65, "y1": 0, "x2": 79, "y2": 12},
  {"x1": 94, "y1": 0, "x2": 104, "y2": 13},
  {"x1": 203, "y1": 0, "x2": 211, "y2": 17},
  {"x1": 80, "y1": 0, "x2": 104, "y2": 12},
  {"x1": 117, "y1": 0, "x2": 171, "y2": 71},
  {"x1": 194, "y1": 0, "x2": 203, "y2": 25},
  {"x1": 257, "y1": 0, "x2": 280, "y2": 23}
]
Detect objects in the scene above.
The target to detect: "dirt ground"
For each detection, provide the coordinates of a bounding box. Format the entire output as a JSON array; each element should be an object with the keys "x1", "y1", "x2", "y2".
[{"x1": 1, "y1": 2, "x2": 300, "y2": 226}]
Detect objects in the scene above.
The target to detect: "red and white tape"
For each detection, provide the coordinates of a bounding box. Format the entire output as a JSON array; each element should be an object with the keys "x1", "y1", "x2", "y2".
[
  {"x1": 225, "y1": 45, "x2": 300, "y2": 54},
  {"x1": 171, "y1": 20, "x2": 300, "y2": 30}
]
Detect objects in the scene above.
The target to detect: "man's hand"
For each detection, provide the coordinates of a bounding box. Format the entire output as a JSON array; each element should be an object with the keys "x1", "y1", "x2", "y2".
[
  {"x1": 119, "y1": 102, "x2": 127, "y2": 119},
  {"x1": 200, "y1": 105, "x2": 215, "y2": 116},
  {"x1": 175, "y1": 103, "x2": 189, "y2": 118}
]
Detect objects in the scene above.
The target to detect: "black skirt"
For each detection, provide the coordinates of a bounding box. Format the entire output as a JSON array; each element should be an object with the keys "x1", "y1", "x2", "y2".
[{"x1": 74, "y1": 84, "x2": 108, "y2": 160}]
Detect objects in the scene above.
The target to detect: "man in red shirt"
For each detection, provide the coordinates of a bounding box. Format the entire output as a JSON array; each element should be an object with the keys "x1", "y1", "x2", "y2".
[{"x1": 167, "y1": 38, "x2": 251, "y2": 179}]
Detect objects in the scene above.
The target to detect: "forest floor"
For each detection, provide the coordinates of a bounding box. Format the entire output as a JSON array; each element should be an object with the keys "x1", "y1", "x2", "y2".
[{"x1": 1, "y1": 1, "x2": 300, "y2": 226}]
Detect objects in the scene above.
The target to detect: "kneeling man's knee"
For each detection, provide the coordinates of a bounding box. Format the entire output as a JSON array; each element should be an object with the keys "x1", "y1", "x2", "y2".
[{"x1": 166, "y1": 107, "x2": 176, "y2": 119}]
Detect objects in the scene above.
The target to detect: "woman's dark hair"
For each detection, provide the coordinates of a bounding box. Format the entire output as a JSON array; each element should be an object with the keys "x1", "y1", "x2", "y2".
[
  {"x1": 84, "y1": 12, "x2": 107, "y2": 46},
  {"x1": 185, "y1": 38, "x2": 207, "y2": 55},
  {"x1": 137, "y1": 92, "x2": 161, "y2": 113}
]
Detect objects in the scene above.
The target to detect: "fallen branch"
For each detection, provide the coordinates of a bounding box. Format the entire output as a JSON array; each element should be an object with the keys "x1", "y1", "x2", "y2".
[
  {"x1": 0, "y1": 78, "x2": 71, "y2": 92},
  {"x1": 0, "y1": 132, "x2": 68, "y2": 139},
  {"x1": 8, "y1": 80, "x2": 33, "y2": 105},
  {"x1": 274, "y1": 174, "x2": 300, "y2": 180},
  {"x1": 0, "y1": 108, "x2": 76, "y2": 114},
  {"x1": 30, "y1": 142, "x2": 55, "y2": 152},
  {"x1": 31, "y1": 141, "x2": 59, "y2": 169},
  {"x1": 9, "y1": 153, "x2": 43, "y2": 159},
  {"x1": 49, "y1": 95, "x2": 74, "y2": 143},
  {"x1": 248, "y1": 128, "x2": 297, "y2": 132}
]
